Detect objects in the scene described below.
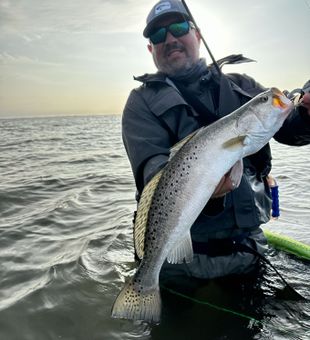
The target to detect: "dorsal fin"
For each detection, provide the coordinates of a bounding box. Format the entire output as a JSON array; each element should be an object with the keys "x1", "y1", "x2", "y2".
[
  {"x1": 134, "y1": 169, "x2": 163, "y2": 259},
  {"x1": 169, "y1": 128, "x2": 201, "y2": 160}
]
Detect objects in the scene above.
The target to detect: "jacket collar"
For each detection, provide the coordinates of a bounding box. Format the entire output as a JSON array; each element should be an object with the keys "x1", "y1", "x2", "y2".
[
  {"x1": 134, "y1": 59, "x2": 208, "y2": 85},
  {"x1": 134, "y1": 72, "x2": 167, "y2": 84},
  {"x1": 134, "y1": 54, "x2": 255, "y2": 85}
]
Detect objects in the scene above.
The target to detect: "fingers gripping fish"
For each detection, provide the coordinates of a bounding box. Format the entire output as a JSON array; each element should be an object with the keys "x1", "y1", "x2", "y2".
[{"x1": 111, "y1": 88, "x2": 293, "y2": 323}]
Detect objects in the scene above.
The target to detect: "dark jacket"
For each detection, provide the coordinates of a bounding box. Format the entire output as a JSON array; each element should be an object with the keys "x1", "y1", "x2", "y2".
[{"x1": 122, "y1": 58, "x2": 310, "y2": 241}]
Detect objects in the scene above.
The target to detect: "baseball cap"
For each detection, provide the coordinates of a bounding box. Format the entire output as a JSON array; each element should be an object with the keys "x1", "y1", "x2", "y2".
[{"x1": 143, "y1": 0, "x2": 190, "y2": 38}]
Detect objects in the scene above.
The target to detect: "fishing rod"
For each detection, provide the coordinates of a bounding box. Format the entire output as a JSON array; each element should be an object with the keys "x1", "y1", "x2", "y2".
[
  {"x1": 179, "y1": 0, "x2": 306, "y2": 302},
  {"x1": 181, "y1": 0, "x2": 222, "y2": 76}
]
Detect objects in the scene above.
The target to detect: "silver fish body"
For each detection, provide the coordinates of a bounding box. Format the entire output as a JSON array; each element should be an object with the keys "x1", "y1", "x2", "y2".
[{"x1": 111, "y1": 87, "x2": 293, "y2": 323}]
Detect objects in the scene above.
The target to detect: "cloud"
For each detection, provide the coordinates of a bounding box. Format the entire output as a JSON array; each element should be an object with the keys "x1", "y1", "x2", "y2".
[
  {"x1": 0, "y1": 52, "x2": 62, "y2": 67},
  {"x1": 0, "y1": 0, "x2": 149, "y2": 37},
  {"x1": 0, "y1": 0, "x2": 25, "y2": 34}
]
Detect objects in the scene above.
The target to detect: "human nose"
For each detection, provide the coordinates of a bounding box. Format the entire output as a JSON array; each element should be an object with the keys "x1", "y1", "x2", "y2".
[{"x1": 164, "y1": 31, "x2": 178, "y2": 44}]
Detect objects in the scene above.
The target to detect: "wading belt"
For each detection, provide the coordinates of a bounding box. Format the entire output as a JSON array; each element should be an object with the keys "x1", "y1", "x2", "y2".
[
  {"x1": 192, "y1": 234, "x2": 252, "y2": 257},
  {"x1": 192, "y1": 237, "x2": 306, "y2": 300}
]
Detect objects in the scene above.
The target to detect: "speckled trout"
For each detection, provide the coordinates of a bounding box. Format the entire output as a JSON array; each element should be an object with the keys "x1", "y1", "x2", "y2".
[{"x1": 112, "y1": 88, "x2": 293, "y2": 323}]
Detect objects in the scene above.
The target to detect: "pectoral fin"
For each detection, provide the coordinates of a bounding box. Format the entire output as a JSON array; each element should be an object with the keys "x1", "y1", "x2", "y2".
[{"x1": 223, "y1": 135, "x2": 250, "y2": 150}]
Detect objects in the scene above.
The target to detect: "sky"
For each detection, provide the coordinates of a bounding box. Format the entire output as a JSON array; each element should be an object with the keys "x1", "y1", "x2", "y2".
[{"x1": 0, "y1": 0, "x2": 310, "y2": 117}]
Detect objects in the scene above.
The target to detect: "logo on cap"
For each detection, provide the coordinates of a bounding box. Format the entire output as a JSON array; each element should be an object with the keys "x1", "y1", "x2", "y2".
[{"x1": 155, "y1": 1, "x2": 171, "y2": 15}]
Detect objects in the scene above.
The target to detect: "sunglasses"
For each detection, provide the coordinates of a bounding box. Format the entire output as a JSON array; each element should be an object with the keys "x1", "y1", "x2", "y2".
[{"x1": 149, "y1": 21, "x2": 193, "y2": 45}]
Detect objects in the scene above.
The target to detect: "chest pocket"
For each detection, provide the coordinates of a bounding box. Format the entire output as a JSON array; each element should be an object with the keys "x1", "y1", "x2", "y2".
[{"x1": 148, "y1": 85, "x2": 200, "y2": 143}]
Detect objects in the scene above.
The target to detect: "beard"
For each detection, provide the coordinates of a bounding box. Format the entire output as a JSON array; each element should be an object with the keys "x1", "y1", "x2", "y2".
[
  {"x1": 158, "y1": 57, "x2": 196, "y2": 77},
  {"x1": 153, "y1": 41, "x2": 199, "y2": 77}
]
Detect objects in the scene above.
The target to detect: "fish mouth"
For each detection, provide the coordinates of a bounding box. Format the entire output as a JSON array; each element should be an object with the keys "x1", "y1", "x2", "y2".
[
  {"x1": 251, "y1": 87, "x2": 293, "y2": 132},
  {"x1": 271, "y1": 87, "x2": 292, "y2": 109}
]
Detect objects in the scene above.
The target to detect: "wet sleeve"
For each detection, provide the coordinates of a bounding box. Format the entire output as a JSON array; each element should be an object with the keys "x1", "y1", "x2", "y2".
[
  {"x1": 273, "y1": 106, "x2": 310, "y2": 146},
  {"x1": 122, "y1": 89, "x2": 171, "y2": 194},
  {"x1": 238, "y1": 74, "x2": 310, "y2": 146}
]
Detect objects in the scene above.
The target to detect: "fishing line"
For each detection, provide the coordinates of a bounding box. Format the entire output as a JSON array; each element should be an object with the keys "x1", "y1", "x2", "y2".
[
  {"x1": 149, "y1": 0, "x2": 308, "y2": 326},
  {"x1": 304, "y1": 0, "x2": 310, "y2": 10},
  {"x1": 174, "y1": 0, "x2": 222, "y2": 76},
  {"x1": 176, "y1": 1, "x2": 306, "y2": 301},
  {"x1": 160, "y1": 285, "x2": 298, "y2": 337},
  {"x1": 161, "y1": 284, "x2": 262, "y2": 324}
]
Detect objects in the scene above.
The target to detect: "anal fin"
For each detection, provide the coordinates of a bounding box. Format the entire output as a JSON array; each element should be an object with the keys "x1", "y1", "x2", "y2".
[{"x1": 167, "y1": 232, "x2": 193, "y2": 264}]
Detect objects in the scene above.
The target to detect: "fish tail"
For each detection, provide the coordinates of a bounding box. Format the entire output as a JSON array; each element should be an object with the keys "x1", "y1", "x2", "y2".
[{"x1": 111, "y1": 279, "x2": 161, "y2": 323}]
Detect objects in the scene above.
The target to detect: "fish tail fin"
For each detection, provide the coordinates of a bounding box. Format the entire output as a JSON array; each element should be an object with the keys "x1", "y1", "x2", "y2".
[{"x1": 111, "y1": 279, "x2": 161, "y2": 323}]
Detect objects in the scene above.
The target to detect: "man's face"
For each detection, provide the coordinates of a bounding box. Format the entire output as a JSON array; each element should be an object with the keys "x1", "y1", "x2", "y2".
[{"x1": 147, "y1": 15, "x2": 201, "y2": 77}]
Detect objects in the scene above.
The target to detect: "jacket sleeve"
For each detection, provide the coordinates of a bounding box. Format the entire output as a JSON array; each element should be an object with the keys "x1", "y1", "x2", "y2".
[
  {"x1": 231, "y1": 73, "x2": 310, "y2": 146},
  {"x1": 122, "y1": 88, "x2": 171, "y2": 194},
  {"x1": 241, "y1": 73, "x2": 310, "y2": 145},
  {"x1": 273, "y1": 106, "x2": 310, "y2": 146}
]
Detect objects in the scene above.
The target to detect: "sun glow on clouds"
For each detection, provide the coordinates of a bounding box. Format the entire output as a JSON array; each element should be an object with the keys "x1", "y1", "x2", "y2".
[{"x1": 0, "y1": 0, "x2": 309, "y2": 117}]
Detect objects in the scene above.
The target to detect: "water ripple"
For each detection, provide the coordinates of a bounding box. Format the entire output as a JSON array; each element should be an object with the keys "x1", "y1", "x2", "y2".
[{"x1": 0, "y1": 117, "x2": 309, "y2": 340}]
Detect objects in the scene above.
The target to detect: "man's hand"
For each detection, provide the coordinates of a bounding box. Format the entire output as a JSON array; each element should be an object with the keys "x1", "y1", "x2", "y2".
[
  {"x1": 212, "y1": 173, "x2": 236, "y2": 198},
  {"x1": 212, "y1": 160, "x2": 243, "y2": 198}
]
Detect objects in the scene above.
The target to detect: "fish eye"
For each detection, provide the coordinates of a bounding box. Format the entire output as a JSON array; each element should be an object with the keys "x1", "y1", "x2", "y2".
[{"x1": 261, "y1": 95, "x2": 269, "y2": 103}]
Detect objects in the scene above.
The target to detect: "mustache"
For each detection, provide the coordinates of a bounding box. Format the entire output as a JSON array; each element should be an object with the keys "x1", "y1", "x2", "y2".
[{"x1": 164, "y1": 42, "x2": 185, "y2": 57}]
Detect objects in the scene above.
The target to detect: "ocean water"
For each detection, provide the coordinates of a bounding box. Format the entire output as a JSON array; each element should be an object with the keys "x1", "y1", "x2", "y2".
[{"x1": 0, "y1": 115, "x2": 309, "y2": 340}]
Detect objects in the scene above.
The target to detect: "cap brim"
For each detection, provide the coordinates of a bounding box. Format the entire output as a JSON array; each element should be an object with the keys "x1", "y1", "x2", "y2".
[{"x1": 143, "y1": 12, "x2": 190, "y2": 38}]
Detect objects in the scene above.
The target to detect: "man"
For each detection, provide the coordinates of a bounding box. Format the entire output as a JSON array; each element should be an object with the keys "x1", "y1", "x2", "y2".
[{"x1": 122, "y1": 0, "x2": 310, "y2": 283}]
